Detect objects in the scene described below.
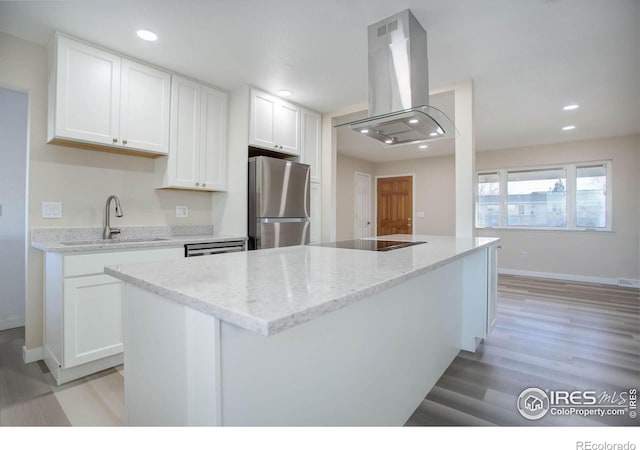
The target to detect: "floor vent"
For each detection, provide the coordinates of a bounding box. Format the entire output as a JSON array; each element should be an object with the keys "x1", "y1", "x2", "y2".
[{"x1": 617, "y1": 278, "x2": 640, "y2": 288}]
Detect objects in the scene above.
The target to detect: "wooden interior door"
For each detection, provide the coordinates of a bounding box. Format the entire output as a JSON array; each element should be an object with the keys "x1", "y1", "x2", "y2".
[{"x1": 377, "y1": 176, "x2": 413, "y2": 236}]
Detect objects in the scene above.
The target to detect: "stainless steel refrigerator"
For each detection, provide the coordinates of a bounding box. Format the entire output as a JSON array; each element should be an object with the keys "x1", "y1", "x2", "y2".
[{"x1": 248, "y1": 156, "x2": 310, "y2": 250}]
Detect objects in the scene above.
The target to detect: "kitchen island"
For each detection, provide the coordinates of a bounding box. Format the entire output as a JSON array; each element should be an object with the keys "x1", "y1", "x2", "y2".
[{"x1": 105, "y1": 234, "x2": 500, "y2": 426}]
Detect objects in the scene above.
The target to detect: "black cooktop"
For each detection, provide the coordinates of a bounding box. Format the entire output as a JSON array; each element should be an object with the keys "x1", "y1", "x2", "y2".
[{"x1": 314, "y1": 239, "x2": 427, "y2": 252}]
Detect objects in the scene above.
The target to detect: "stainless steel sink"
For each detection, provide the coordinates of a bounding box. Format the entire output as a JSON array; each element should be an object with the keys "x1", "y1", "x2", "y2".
[{"x1": 61, "y1": 238, "x2": 170, "y2": 245}]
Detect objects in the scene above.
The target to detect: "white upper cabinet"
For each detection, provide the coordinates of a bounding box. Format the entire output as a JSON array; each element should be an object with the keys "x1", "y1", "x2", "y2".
[
  {"x1": 301, "y1": 108, "x2": 322, "y2": 183},
  {"x1": 200, "y1": 86, "x2": 228, "y2": 190},
  {"x1": 249, "y1": 88, "x2": 300, "y2": 155},
  {"x1": 51, "y1": 36, "x2": 121, "y2": 146},
  {"x1": 119, "y1": 59, "x2": 171, "y2": 154},
  {"x1": 157, "y1": 76, "x2": 228, "y2": 191},
  {"x1": 48, "y1": 34, "x2": 170, "y2": 156},
  {"x1": 169, "y1": 76, "x2": 201, "y2": 188}
]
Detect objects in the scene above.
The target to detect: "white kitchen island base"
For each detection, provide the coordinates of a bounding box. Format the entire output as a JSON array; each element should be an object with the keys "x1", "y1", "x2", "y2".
[{"x1": 123, "y1": 245, "x2": 493, "y2": 426}]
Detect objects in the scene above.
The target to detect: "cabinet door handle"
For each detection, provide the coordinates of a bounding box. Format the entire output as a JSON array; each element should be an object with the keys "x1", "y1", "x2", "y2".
[
  {"x1": 274, "y1": 144, "x2": 278, "y2": 149},
  {"x1": 202, "y1": 183, "x2": 206, "y2": 187},
  {"x1": 112, "y1": 138, "x2": 118, "y2": 144},
  {"x1": 279, "y1": 145, "x2": 283, "y2": 149},
  {"x1": 123, "y1": 139, "x2": 127, "y2": 145},
  {"x1": 196, "y1": 182, "x2": 200, "y2": 187}
]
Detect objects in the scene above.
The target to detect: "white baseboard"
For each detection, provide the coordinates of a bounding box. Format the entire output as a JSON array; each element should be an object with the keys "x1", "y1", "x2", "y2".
[
  {"x1": 23, "y1": 345, "x2": 44, "y2": 364},
  {"x1": 0, "y1": 316, "x2": 25, "y2": 331},
  {"x1": 498, "y1": 268, "x2": 635, "y2": 287}
]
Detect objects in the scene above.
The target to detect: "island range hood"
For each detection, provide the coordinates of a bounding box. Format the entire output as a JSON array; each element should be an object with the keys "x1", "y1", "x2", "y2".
[{"x1": 344, "y1": 9, "x2": 455, "y2": 146}]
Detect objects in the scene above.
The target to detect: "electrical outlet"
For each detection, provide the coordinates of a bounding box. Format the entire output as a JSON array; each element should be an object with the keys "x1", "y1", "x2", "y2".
[
  {"x1": 520, "y1": 251, "x2": 528, "y2": 259},
  {"x1": 42, "y1": 202, "x2": 63, "y2": 219},
  {"x1": 176, "y1": 206, "x2": 188, "y2": 218}
]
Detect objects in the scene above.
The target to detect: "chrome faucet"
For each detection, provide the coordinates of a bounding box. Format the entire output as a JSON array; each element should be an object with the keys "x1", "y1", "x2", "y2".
[{"x1": 103, "y1": 195, "x2": 124, "y2": 239}]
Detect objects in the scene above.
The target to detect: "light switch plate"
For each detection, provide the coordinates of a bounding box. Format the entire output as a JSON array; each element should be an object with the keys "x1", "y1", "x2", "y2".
[
  {"x1": 416, "y1": 211, "x2": 425, "y2": 219},
  {"x1": 176, "y1": 206, "x2": 188, "y2": 218},
  {"x1": 42, "y1": 202, "x2": 63, "y2": 219}
]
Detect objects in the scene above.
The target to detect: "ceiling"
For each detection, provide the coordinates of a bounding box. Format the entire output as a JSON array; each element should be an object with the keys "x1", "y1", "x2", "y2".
[{"x1": 1, "y1": 0, "x2": 638, "y2": 162}]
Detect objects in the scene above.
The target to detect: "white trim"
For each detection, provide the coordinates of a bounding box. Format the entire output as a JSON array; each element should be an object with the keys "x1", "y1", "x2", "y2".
[
  {"x1": 0, "y1": 316, "x2": 25, "y2": 331},
  {"x1": 22, "y1": 345, "x2": 44, "y2": 364},
  {"x1": 476, "y1": 226, "x2": 615, "y2": 233},
  {"x1": 374, "y1": 173, "x2": 416, "y2": 237},
  {"x1": 43, "y1": 344, "x2": 123, "y2": 385},
  {"x1": 498, "y1": 268, "x2": 630, "y2": 287}
]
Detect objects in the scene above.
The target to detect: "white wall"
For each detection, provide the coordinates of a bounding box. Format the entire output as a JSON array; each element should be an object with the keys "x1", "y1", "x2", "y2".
[
  {"x1": 337, "y1": 134, "x2": 640, "y2": 282},
  {"x1": 476, "y1": 135, "x2": 640, "y2": 282},
  {"x1": 0, "y1": 32, "x2": 215, "y2": 350},
  {"x1": 0, "y1": 87, "x2": 28, "y2": 330},
  {"x1": 375, "y1": 155, "x2": 456, "y2": 236}
]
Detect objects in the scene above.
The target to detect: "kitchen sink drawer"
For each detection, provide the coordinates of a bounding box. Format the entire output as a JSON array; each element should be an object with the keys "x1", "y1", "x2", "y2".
[{"x1": 64, "y1": 247, "x2": 183, "y2": 277}]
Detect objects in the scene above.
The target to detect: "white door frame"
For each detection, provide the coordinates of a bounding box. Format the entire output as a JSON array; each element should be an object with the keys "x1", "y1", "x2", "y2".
[
  {"x1": 353, "y1": 171, "x2": 372, "y2": 239},
  {"x1": 374, "y1": 173, "x2": 416, "y2": 237}
]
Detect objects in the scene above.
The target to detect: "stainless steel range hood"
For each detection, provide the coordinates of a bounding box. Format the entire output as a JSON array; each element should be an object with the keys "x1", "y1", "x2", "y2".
[{"x1": 343, "y1": 9, "x2": 455, "y2": 146}]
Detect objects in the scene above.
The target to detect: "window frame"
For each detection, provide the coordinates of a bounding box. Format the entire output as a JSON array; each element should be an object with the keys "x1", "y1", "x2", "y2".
[{"x1": 475, "y1": 160, "x2": 612, "y2": 232}]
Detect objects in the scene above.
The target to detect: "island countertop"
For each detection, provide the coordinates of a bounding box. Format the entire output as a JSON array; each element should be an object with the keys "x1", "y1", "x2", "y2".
[{"x1": 105, "y1": 234, "x2": 500, "y2": 336}]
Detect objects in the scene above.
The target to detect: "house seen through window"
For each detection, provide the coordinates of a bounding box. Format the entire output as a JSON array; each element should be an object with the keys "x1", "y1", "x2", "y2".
[{"x1": 476, "y1": 162, "x2": 610, "y2": 230}]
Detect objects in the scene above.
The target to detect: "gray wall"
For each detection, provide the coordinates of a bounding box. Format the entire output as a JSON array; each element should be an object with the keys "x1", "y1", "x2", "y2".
[{"x1": 0, "y1": 87, "x2": 28, "y2": 330}]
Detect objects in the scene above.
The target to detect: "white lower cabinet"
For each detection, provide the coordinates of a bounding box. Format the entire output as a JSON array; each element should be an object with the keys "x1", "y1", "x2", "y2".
[
  {"x1": 486, "y1": 243, "x2": 499, "y2": 334},
  {"x1": 44, "y1": 247, "x2": 183, "y2": 384},
  {"x1": 63, "y1": 274, "x2": 124, "y2": 368}
]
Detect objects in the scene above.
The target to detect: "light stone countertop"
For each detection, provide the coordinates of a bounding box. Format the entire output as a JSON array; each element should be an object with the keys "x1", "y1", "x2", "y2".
[
  {"x1": 31, "y1": 225, "x2": 246, "y2": 253},
  {"x1": 105, "y1": 234, "x2": 500, "y2": 336}
]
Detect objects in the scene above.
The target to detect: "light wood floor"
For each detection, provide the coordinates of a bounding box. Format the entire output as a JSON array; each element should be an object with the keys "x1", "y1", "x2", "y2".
[
  {"x1": 0, "y1": 275, "x2": 638, "y2": 426},
  {"x1": 406, "y1": 275, "x2": 640, "y2": 426}
]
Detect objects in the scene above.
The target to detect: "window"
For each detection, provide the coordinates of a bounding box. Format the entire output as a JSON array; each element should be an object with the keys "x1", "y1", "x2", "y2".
[
  {"x1": 477, "y1": 172, "x2": 500, "y2": 227},
  {"x1": 476, "y1": 161, "x2": 610, "y2": 231},
  {"x1": 507, "y1": 168, "x2": 566, "y2": 227},
  {"x1": 576, "y1": 165, "x2": 607, "y2": 228}
]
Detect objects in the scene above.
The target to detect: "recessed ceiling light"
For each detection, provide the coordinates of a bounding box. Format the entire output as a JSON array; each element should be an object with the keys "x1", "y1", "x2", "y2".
[
  {"x1": 562, "y1": 125, "x2": 576, "y2": 131},
  {"x1": 429, "y1": 132, "x2": 438, "y2": 137},
  {"x1": 419, "y1": 145, "x2": 428, "y2": 149},
  {"x1": 360, "y1": 129, "x2": 369, "y2": 134},
  {"x1": 136, "y1": 29, "x2": 158, "y2": 42},
  {"x1": 277, "y1": 90, "x2": 292, "y2": 97},
  {"x1": 563, "y1": 104, "x2": 579, "y2": 111},
  {"x1": 385, "y1": 139, "x2": 393, "y2": 144},
  {"x1": 409, "y1": 119, "x2": 419, "y2": 124}
]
